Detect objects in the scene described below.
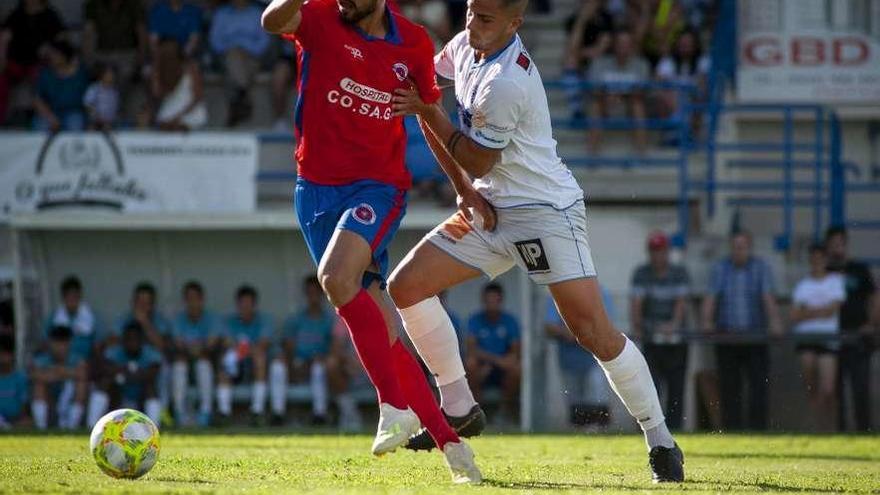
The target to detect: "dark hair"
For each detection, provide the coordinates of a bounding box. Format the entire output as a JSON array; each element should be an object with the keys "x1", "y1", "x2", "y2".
[
  {"x1": 49, "y1": 325, "x2": 73, "y2": 341},
  {"x1": 49, "y1": 39, "x2": 76, "y2": 62},
  {"x1": 236, "y1": 285, "x2": 258, "y2": 301},
  {"x1": 303, "y1": 274, "x2": 321, "y2": 290},
  {"x1": 122, "y1": 320, "x2": 144, "y2": 338},
  {"x1": 0, "y1": 334, "x2": 14, "y2": 355},
  {"x1": 809, "y1": 242, "x2": 827, "y2": 255},
  {"x1": 183, "y1": 280, "x2": 204, "y2": 297},
  {"x1": 60, "y1": 276, "x2": 82, "y2": 296},
  {"x1": 133, "y1": 281, "x2": 157, "y2": 299},
  {"x1": 672, "y1": 28, "x2": 703, "y2": 76},
  {"x1": 483, "y1": 282, "x2": 504, "y2": 296},
  {"x1": 824, "y1": 225, "x2": 847, "y2": 242}
]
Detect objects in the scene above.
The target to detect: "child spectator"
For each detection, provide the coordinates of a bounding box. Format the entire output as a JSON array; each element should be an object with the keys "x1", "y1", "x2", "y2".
[
  {"x1": 84, "y1": 63, "x2": 120, "y2": 130},
  {"x1": 44, "y1": 276, "x2": 100, "y2": 360},
  {"x1": 791, "y1": 243, "x2": 846, "y2": 431},
  {"x1": 0, "y1": 335, "x2": 30, "y2": 429},
  {"x1": 31, "y1": 326, "x2": 88, "y2": 430}
]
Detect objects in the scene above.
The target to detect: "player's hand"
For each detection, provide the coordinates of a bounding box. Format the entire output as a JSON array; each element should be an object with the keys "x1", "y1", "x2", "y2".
[
  {"x1": 391, "y1": 87, "x2": 430, "y2": 117},
  {"x1": 458, "y1": 186, "x2": 497, "y2": 232}
]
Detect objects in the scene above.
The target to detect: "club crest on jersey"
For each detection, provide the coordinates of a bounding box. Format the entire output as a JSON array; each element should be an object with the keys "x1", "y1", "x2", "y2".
[
  {"x1": 344, "y1": 44, "x2": 364, "y2": 61},
  {"x1": 516, "y1": 52, "x2": 531, "y2": 71},
  {"x1": 392, "y1": 63, "x2": 409, "y2": 82},
  {"x1": 353, "y1": 203, "x2": 377, "y2": 225}
]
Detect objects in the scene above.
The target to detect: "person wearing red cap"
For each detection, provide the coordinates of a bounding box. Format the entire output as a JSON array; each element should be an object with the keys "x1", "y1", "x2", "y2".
[{"x1": 630, "y1": 231, "x2": 691, "y2": 429}]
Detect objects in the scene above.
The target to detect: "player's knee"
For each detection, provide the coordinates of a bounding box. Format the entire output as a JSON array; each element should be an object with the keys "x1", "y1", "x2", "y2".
[
  {"x1": 318, "y1": 269, "x2": 359, "y2": 307},
  {"x1": 386, "y1": 270, "x2": 416, "y2": 308}
]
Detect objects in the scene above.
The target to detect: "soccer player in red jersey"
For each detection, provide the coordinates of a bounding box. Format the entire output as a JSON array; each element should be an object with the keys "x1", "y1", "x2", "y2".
[{"x1": 261, "y1": 0, "x2": 481, "y2": 483}]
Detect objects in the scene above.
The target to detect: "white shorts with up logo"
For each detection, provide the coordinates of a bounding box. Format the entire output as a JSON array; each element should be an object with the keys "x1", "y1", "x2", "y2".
[{"x1": 426, "y1": 200, "x2": 597, "y2": 285}]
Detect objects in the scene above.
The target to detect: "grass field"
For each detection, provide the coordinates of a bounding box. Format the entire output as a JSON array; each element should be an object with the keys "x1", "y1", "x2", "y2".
[{"x1": 0, "y1": 432, "x2": 878, "y2": 494}]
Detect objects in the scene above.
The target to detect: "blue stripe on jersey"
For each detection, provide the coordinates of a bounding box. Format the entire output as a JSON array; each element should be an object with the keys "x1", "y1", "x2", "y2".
[{"x1": 294, "y1": 50, "x2": 311, "y2": 136}]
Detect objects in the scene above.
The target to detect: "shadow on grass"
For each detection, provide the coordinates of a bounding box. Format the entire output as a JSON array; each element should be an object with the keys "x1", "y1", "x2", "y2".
[
  {"x1": 484, "y1": 478, "x2": 853, "y2": 493},
  {"x1": 150, "y1": 477, "x2": 216, "y2": 485},
  {"x1": 692, "y1": 452, "x2": 879, "y2": 463}
]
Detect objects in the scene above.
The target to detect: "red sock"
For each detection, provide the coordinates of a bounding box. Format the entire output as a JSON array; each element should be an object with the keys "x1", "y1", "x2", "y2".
[
  {"x1": 337, "y1": 290, "x2": 406, "y2": 409},
  {"x1": 391, "y1": 341, "x2": 460, "y2": 450}
]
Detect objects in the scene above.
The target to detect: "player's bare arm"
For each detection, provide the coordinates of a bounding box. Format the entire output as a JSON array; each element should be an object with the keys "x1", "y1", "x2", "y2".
[
  {"x1": 261, "y1": 0, "x2": 305, "y2": 34},
  {"x1": 392, "y1": 88, "x2": 501, "y2": 178}
]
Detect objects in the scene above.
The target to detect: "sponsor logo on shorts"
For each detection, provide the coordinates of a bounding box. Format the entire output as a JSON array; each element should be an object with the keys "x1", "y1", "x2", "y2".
[
  {"x1": 392, "y1": 62, "x2": 409, "y2": 81},
  {"x1": 515, "y1": 239, "x2": 551, "y2": 273},
  {"x1": 353, "y1": 203, "x2": 377, "y2": 225}
]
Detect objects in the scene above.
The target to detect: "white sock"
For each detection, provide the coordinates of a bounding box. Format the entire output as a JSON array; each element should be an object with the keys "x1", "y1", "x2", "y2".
[
  {"x1": 67, "y1": 402, "x2": 84, "y2": 429},
  {"x1": 144, "y1": 398, "x2": 162, "y2": 425},
  {"x1": 439, "y1": 377, "x2": 477, "y2": 417},
  {"x1": 195, "y1": 359, "x2": 214, "y2": 415},
  {"x1": 32, "y1": 400, "x2": 48, "y2": 430},
  {"x1": 57, "y1": 381, "x2": 75, "y2": 427},
  {"x1": 310, "y1": 361, "x2": 328, "y2": 416},
  {"x1": 217, "y1": 384, "x2": 232, "y2": 415},
  {"x1": 596, "y1": 337, "x2": 674, "y2": 449},
  {"x1": 399, "y1": 296, "x2": 470, "y2": 382},
  {"x1": 172, "y1": 360, "x2": 189, "y2": 419},
  {"x1": 87, "y1": 390, "x2": 110, "y2": 428},
  {"x1": 251, "y1": 381, "x2": 267, "y2": 414},
  {"x1": 269, "y1": 359, "x2": 288, "y2": 416},
  {"x1": 222, "y1": 350, "x2": 239, "y2": 377}
]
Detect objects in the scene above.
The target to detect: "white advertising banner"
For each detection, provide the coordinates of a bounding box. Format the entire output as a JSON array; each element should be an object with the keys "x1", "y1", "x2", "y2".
[
  {"x1": 737, "y1": 0, "x2": 880, "y2": 103},
  {"x1": 0, "y1": 132, "x2": 258, "y2": 219}
]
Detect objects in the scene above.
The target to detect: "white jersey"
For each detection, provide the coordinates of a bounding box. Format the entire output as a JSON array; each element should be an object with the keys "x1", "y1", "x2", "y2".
[{"x1": 435, "y1": 32, "x2": 583, "y2": 209}]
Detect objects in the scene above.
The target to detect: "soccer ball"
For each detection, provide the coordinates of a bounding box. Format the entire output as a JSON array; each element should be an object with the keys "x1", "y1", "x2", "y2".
[{"x1": 89, "y1": 409, "x2": 160, "y2": 479}]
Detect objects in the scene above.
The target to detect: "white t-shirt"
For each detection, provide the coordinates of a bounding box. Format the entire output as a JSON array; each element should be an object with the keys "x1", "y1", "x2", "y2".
[
  {"x1": 792, "y1": 273, "x2": 846, "y2": 334},
  {"x1": 435, "y1": 32, "x2": 584, "y2": 209}
]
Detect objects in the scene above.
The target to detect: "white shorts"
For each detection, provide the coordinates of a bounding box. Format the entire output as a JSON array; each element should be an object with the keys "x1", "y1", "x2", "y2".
[{"x1": 426, "y1": 200, "x2": 597, "y2": 285}]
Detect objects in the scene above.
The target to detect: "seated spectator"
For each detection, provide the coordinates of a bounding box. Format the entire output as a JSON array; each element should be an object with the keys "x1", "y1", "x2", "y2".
[
  {"x1": 0, "y1": 335, "x2": 30, "y2": 429},
  {"x1": 270, "y1": 39, "x2": 296, "y2": 131},
  {"x1": 630, "y1": 231, "x2": 690, "y2": 429},
  {"x1": 545, "y1": 289, "x2": 614, "y2": 429},
  {"x1": 0, "y1": 0, "x2": 65, "y2": 124},
  {"x1": 112, "y1": 282, "x2": 172, "y2": 351},
  {"x1": 327, "y1": 317, "x2": 367, "y2": 431},
  {"x1": 83, "y1": 63, "x2": 120, "y2": 130},
  {"x1": 588, "y1": 29, "x2": 649, "y2": 152},
  {"x1": 399, "y1": 0, "x2": 452, "y2": 47},
  {"x1": 82, "y1": 0, "x2": 147, "y2": 118},
  {"x1": 148, "y1": 0, "x2": 203, "y2": 58},
  {"x1": 218, "y1": 285, "x2": 273, "y2": 425},
  {"x1": 148, "y1": 38, "x2": 207, "y2": 131},
  {"x1": 171, "y1": 281, "x2": 221, "y2": 427},
  {"x1": 31, "y1": 325, "x2": 87, "y2": 430},
  {"x1": 276, "y1": 275, "x2": 335, "y2": 425},
  {"x1": 43, "y1": 276, "x2": 100, "y2": 360},
  {"x1": 209, "y1": 0, "x2": 270, "y2": 127},
  {"x1": 791, "y1": 243, "x2": 845, "y2": 431},
  {"x1": 91, "y1": 322, "x2": 163, "y2": 426},
  {"x1": 465, "y1": 283, "x2": 521, "y2": 423},
  {"x1": 655, "y1": 28, "x2": 708, "y2": 125},
  {"x1": 700, "y1": 230, "x2": 783, "y2": 432},
  {"x1": 33, "y1": 40, "x2": 89, "y2": 132},
  {"x1": 561, "y1": 0, "x2": 612, "y2": 120},
  {"x1": 641, "y1": 0, "x2": 686, "y2": 68}
]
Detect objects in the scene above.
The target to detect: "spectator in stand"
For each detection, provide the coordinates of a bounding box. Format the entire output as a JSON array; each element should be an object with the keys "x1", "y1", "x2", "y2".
[
  {"x1": 82, "y1": 0, "x2": 147, "y2": 117},
  {"x1": 84, "y1": 63, "x2": 120, "y2": 130},
  {"x1": 826, "y1": 226, "x2": 878, "y2": 432},
  {"x1": 278, "y1": 275, "x2": 335, "y2": 425},
  {"x1": 33, "y1": 40, "x2": 89, "y2": 132},
  {"x1": 31, "y1": 326, "x2": 87, "y2": 430},
  {"x1": 148, "y1": 0, "x2": 203, "y2": 58},
  {"x1": 561, "y1": 0, "x2": 613, "y2": 120},
  {"x1": 588, "y1": 29, "x2": 649, "y2": 152},
  {"x1": 209, "y1": 0, "x2": 270, "y2": 127},
  {"x1": 217, "y1": 285, "x2": 273, "y2": 425},
  {"x1": 91, "y1": 322, "x2": 163, "y2": 426},
  {"x1": 270, "y1": 39, "x2": 296, "y2": 131},
  {"x1": 148, "y1": 38, "x2": 207, "y2": 131},
  {"x1": 327, "y1": 317, "x2": 367, "y2": 431},
  {"x1": 655, "y1": 29, "x2": 708, "y2": 117},
  {"x1": 0, "y1": 0, "x2": 65, "y2": 125},
  {"x1": 465, "y1": 283, "x2": 521, "y2": 423},
  {"x1": 170, "y1": 281, "x2": 221, "y2": 427},
  {"x1": 0, "y1": 335, "x2": 30, "y2": 429},
  {"x1": 701, "y1": 230, "x2": 783, "y2": 431},
  {"x1": 43, "y1": 276, "x2": 100, "y2": 360},
  {"x1": 630, "y1": 231, "x2": 690, "y2": 429},
  {"x1": 641, "y1": 0, "x2": 686, "y2": 68},
  {"x1": 790, "y1": 243, "x2": 845, "y2": 432},
  {"x1": 399, "y1": 0, "x2": 452, "y2": 47},
  {"x1": 545, "y1": 288, "x2": 615, "y2": 429}
]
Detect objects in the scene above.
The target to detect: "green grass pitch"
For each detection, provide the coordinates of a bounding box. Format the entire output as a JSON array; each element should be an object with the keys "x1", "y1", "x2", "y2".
[{"x1": 0, "y1": 433, "x2": 878, "y2": 493}]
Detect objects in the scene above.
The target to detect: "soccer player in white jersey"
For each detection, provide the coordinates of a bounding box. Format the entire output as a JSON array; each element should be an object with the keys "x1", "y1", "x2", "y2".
[{"x1": 389, "y1": 0, "x2": 684, "y2": 482}]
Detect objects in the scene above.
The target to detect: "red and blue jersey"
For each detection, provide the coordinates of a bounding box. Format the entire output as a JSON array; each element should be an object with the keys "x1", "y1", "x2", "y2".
[{"x1": 283, "y1": 0, "x2": 441, "y2": 190}]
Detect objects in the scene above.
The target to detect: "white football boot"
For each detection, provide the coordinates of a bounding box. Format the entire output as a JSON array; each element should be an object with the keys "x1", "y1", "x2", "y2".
[
  {"x1": 443, "y1": 441, "x2": 483, "y2": 484},
  {"x1": 371, "y1": 403, "x2": 421, "y2": 456}
]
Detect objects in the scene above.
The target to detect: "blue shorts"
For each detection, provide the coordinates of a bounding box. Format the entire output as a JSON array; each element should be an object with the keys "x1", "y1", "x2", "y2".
[{"x1": 295, "y1": 177, "x2": 407, "y2": 288}]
